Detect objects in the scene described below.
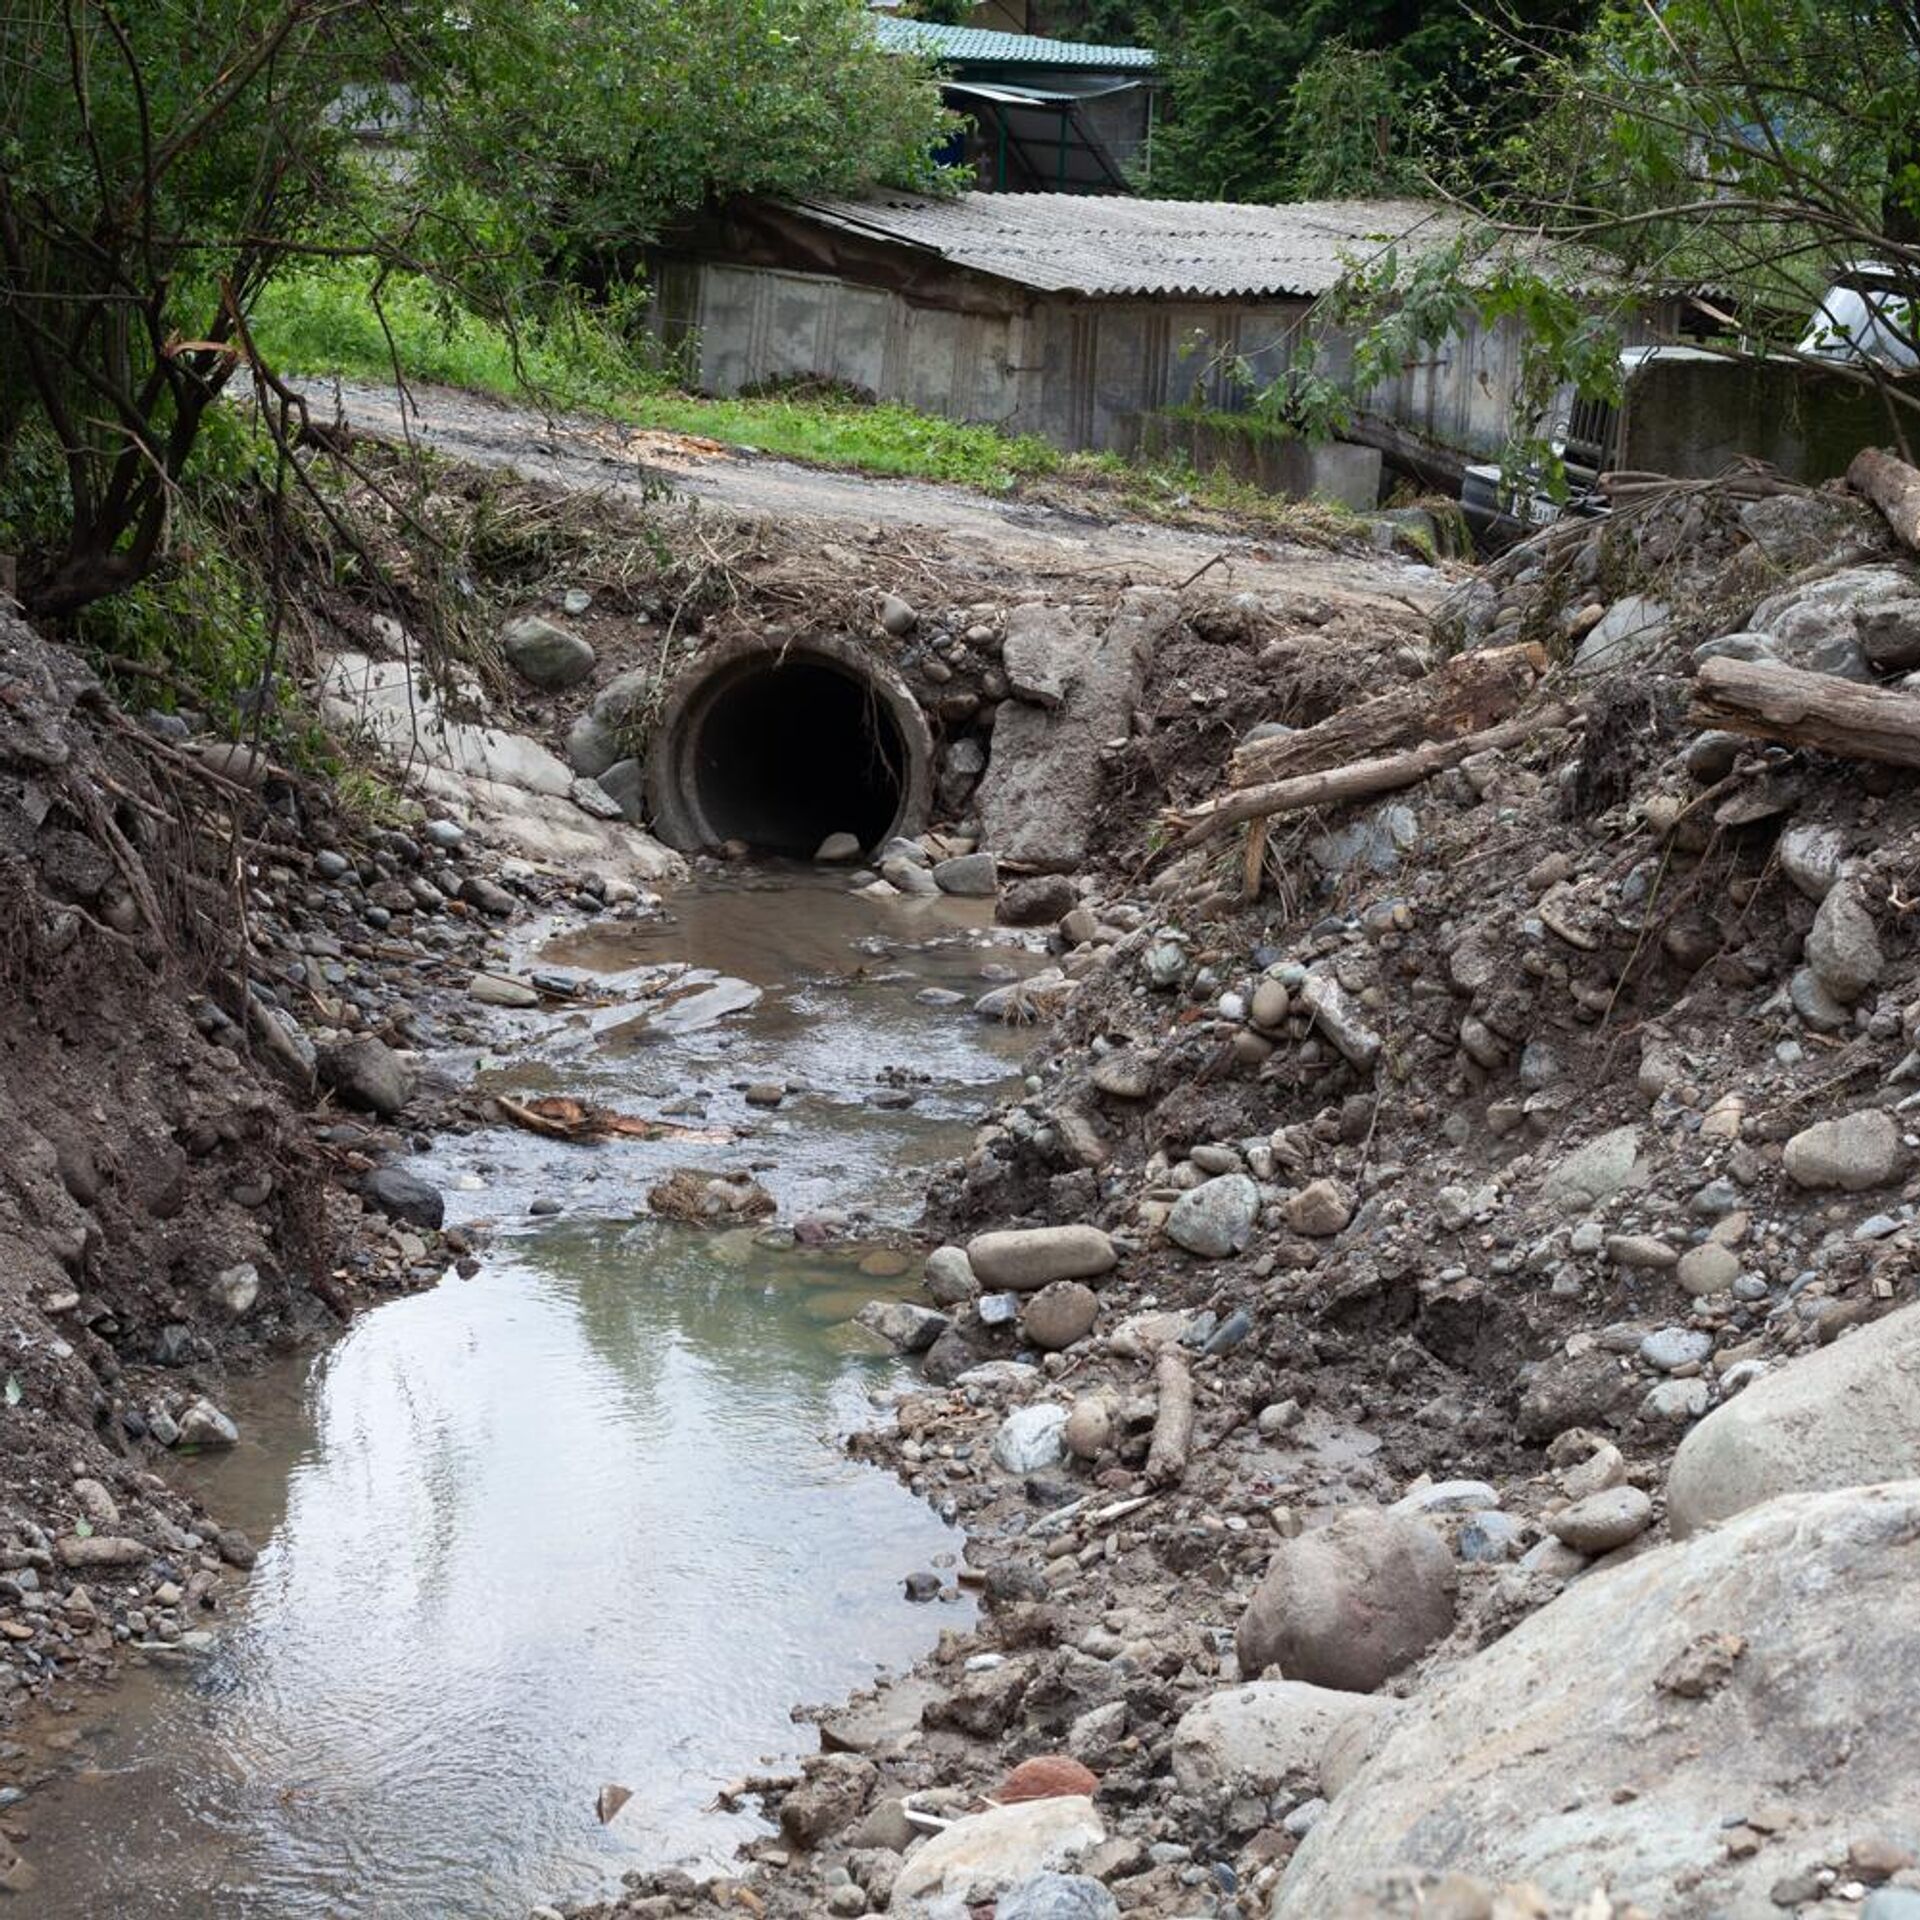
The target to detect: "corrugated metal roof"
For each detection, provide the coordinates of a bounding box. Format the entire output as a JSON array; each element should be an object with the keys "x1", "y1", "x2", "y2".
[
  {"x1": 784, "y1": 191, "x2": 1499, "y2": 299},
  {"x1": 872, "y1": 18, "x2": 1157, "y2": 70}
]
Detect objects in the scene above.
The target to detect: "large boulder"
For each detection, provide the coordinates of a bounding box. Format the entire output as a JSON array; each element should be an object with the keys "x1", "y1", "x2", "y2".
[
  {"x1": 1166, "y1": 1173, "x2": 1260, "y2": 1258},
  {"x1": 855, "y1": 1300, "x2": 949, "y2": 1354},
  {"x1": 1777, "y1": 821, "x2": 1849, "y2": 900},
  {"x1": 565, "y1": 709, "x2": 622, "y2": 778},
  {"x1": 995, "y1": 1876, "x2": 1117, "y2": 1920},
  {"x1": 1236, "y1": 1507, "x2": 1457, "y2": 1693},
  {"x1": 1667, "y1": 1302, "x2": 1920, "y2": 1535},
  {"x1": 999, "y1": 874, "x2": 1077, "y2": 927},
  {"x1": 976, "y1": 590, "x2": 1177, "y2": 871},
  {"x1": 567, "y1": 666, "x2": 654, "y2": 777},
  {"x1": 592, "y1": 756, "x2": 646, "y2": 825},
  {"x1": 992, "y1": 1403, "x2": 1069, "y2": 1473},
  {"x1": 1783, "y1": 1107, "x2": 1905, "y2": 1190},
  {"x1": 360, "y1": 1165, "x2": 444, "y2": 1230},
  {"x1": 1862, "y1": 593, "x2": 1920, "y2": 671},
  {"x1": 316, "y1": 1035, "x2": 414, "y2": 1116},
  {"x1": 1022, "y1": 1281, "x2": 1098, "y2": 1352},
  {"x1": 1805, "y1": 877, "x2": 1883, "y2": 1003},
  {"x1": 1516, "y1": 1348, "x2": 1636, "y2": 1439},
  {"x1": 1570, "y1": 595, "x2": 1671, "y2": 677},
  {"x1": 1276, "y1": 1482, "x2": 1920, "y2": 1915},
  {"x1": 1539, "y1": 1126, "x2": 1646, "y2": 1212},
  {"x1": 1171, "y1": 1681, "x2": 1396, "y2": 1795},
  {"x1": 177, "y1": 1397, "x2": 239, "y2": 1448},
  {"x1": 890, "y1": 1797, "x2": 1105, "y2": 1915},
  {"x1": 500, "y1": 614, "x2": 595, "y2": 689},
  {"x1": 1744, "y1": 563, "x2": 1920, "y2": 681},
  {"x1": 933, "y1": 852, "x2": 998, "y2": 897}
]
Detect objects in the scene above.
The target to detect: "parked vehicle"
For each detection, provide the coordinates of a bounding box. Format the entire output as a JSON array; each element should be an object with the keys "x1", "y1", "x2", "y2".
[{"x1": 1798, "y1": 261, "x2": 1919, "y2": 369}]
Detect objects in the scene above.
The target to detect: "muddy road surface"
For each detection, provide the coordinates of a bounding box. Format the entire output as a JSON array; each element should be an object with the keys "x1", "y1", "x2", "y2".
[{"x1": 304, "y1": 378, "x2": 1436, "y2": 608}]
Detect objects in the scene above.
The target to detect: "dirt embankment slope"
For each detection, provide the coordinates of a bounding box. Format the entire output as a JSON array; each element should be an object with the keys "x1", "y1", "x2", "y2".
[{"x1": 0, "y1": 611, "x2": 333, "y2": 1731}]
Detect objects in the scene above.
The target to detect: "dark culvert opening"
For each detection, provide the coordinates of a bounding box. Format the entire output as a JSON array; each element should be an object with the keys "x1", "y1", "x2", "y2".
[
  {"x1": 647, "y1": 636, "x2": 937, "y2": 857},
  {"x1": 692, "y1": 660, "x2": 907, "y2": 855}
]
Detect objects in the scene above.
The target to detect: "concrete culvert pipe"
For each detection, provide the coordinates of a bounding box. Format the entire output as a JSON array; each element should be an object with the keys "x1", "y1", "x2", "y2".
[{"x1": 645, "y1": 635, "x2": 934, "y2": 857}]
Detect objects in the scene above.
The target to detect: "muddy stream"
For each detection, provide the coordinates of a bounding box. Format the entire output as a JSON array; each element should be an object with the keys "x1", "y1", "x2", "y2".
[{"x1": 24, "y1": 877, "x2": 1042, "y2": 1917}]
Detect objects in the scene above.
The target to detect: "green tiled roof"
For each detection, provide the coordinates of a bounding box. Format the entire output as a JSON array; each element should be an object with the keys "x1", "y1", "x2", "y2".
[{"x1": 873, "y1": 17, "x2": 1157, "y2": 71}]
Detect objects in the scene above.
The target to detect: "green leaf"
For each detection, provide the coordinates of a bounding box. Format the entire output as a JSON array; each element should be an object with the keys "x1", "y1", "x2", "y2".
[{"x1": 4, "y1": 1376, "x2": 19, "y2": 1406}]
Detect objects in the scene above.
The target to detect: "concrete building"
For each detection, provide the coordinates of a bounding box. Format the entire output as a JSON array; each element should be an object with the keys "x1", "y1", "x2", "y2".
[{"x1": 649, "y1": 191, "x2": 1637, "y2": 502}]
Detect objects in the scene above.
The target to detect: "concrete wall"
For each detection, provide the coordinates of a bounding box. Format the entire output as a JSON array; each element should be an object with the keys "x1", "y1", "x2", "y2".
[
  {"x1": 1137, "y1": 413, "x2": 1383, "y2": 509},
  {"x1": 652, "y1": 253, "x2": 1581, "y2": 468},
  {"x1": 1616, "y1": 351, "x2": 1904, "y2": 483}
]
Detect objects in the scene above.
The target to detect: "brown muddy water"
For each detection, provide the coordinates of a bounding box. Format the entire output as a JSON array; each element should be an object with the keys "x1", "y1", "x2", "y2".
[{"x1": 24, "y1": 877, "x2": 1041, "y2": 1917}]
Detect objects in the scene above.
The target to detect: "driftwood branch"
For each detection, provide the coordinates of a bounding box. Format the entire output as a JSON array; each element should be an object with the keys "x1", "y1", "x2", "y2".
[
  {"x1": 1230, "y1": 642, "x2": 1546, "y2": 789},
  {"x1": 1166, "y1": 703, "x2": 1577, "y2": 855},
  {"x1": 494, "y1": 1094, "x2": 731, "y2": 1145},
  {"x1": 1849, "y1": 446, "x2": 1920, "y2": 554},
  {"x1": 1145, "y1": 1351, "x2": 1194, "y2": 1489},
  {"x1": 1689, "y1": 656, "x2": 1920, "y2": 768}
]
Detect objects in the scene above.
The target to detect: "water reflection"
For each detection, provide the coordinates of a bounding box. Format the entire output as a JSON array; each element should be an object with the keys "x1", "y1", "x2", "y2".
[
  {"x1": 28, "y1": 1233, "x2": 968, "y2": 1918},
  {"x1": 24, "y1": 877, "x2": 1030, "y2": 1919}
]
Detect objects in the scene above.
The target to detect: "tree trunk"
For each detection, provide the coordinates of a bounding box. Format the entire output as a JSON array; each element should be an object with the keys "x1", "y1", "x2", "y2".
[
  {"x1": 1231, "y1": 643, "x2": 1547, "y2": 790},
  {"x1": 1849, "y1": 446, "x2": 1920, "y2": 552},
  {"x1": 1688, "y1": 656, "x2": 1920, "y2": 767},
  {"x1": 1168, "y1": 703, "x2": 1577, "y2": 853}
]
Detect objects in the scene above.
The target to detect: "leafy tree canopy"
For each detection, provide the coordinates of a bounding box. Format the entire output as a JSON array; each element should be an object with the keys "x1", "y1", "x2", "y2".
[
  {"x1": 432, "y1": 0, "x2": 955, "y2": 287},
  {"x1": 1029, "y1": 0, "x2": 1599, "y2": 201},
  {"x1": 0, "y1": 0, "x2": 950, "y2": 614}
]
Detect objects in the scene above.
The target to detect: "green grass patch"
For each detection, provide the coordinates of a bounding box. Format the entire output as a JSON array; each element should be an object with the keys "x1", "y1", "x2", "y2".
[
  {"x1": 252, "y1": 265, "x2": 1376, "y2": 534},
  {"x1": 1156, "y1": 402, "x2": 1309, "y2": 446},
  {"x1": 252, "y1": 264, "x2": 1061, "y2": 491},
  {"x1": 629, "y1": 388, "x2": 1061, "y2": 488},
  {"x1": 252, "y1": 265, "x2": 646, "y2": 409}
]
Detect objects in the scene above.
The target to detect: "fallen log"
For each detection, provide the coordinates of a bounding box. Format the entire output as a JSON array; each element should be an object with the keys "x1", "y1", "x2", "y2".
[
  {"x1": 1848, "y1": 446, "x2": 1920, "y2": 553},
  {"x1": 1688, "y1": 655, "x2": 1920, "y2": 769},
  {"x1": 1165, "y1": 702, "x2": 1578, "y2": 855},
  {"x1": 1145, "y1": 1351, "x2": 1194, "y2": 1489},
  {"x1": 1230, "y1": 642, "x2": 1547, "y2": 789}
]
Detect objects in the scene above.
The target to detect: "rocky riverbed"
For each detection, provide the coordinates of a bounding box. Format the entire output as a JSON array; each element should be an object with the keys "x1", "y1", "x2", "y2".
[
  {"x1": 8, "y1": 424, "x2": 1920, "y2": 1920},
  {"x1": 571, "y1": 476, "x2": 1920, "y2": 1920}
]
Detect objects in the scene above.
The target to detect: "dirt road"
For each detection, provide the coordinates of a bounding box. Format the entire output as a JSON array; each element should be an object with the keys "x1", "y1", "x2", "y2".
[{"x1": 305, "y1": 377, "x2": 1443, "y2": 608}]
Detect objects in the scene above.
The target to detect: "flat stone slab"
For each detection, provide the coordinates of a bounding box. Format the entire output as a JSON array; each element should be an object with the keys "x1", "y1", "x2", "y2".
[
  {"x1": 818, "y1": 1676, "x2": 947, "y2": 1755},
  {"x1": 321, "y1": 651, "x2": 681, "y2": 883}
]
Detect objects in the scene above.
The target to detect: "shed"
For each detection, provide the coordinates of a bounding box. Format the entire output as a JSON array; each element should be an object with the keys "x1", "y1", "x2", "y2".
[
  {"x1": 871, "y1": 19, "x2": 1158, "y2": 192},
  {"x1": 650, "y1": 191, "x2": 1637, "y2": 482}
]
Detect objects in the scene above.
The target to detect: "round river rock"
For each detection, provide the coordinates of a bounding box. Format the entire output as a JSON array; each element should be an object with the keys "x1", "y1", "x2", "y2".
[
  {"x1": 1022, "y1": 1281, "x2": 1098, "y2": 1352},
  {"x1": 966, "y1": 1225, "x2": 1116, "y2": 1293}
]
